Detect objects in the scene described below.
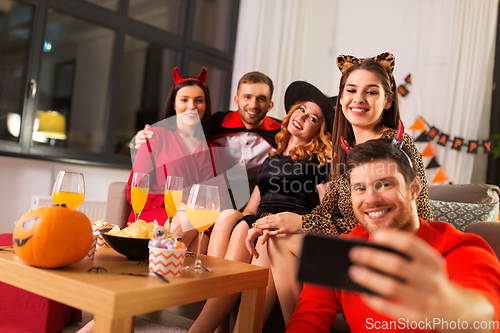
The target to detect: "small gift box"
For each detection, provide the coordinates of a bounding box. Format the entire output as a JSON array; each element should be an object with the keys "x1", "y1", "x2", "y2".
[
  {"x1": 91, "y1": 225, "x2": 112, "y2": 248},
  {"x1": 84, "y1": 233, "x2": 99, "y2": 260},
  {"x1": 148, "y1": 246, "x2": 186, "y2": 278}
]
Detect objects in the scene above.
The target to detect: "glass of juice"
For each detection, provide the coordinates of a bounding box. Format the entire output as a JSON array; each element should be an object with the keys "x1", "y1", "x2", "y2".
[
  {"x1": 184, "y1": 184, "x2": 220, "y2": 274},
  {"x1": 131, "y1": 172, "x2": 149, "y2": 221},
  {"x1": 52, "y1": 171, "x2": 85, "y2": 209},
  {"x1": 164, "y1": 176, "x2": 183, "y2": 231}
]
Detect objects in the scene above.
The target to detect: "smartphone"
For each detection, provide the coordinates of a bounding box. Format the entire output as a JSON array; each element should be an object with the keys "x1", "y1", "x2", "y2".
[{"x1": 297, "y1": 233, "x2": 410, "y2": 295}]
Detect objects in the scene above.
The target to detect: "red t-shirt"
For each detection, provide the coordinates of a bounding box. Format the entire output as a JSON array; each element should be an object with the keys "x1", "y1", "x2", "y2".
[{"x1": 287, "y1": 219, "x2": 500, "y2": 332}]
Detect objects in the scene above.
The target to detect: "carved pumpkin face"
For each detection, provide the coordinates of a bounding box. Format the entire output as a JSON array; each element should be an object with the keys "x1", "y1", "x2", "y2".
[{"x1": 13, "y1": 206, "x2": 93, "y2": 268}]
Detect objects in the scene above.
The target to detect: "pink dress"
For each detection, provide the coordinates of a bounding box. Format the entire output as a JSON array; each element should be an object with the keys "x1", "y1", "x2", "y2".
[{"x1": 127, "y1": 127, "x2": 227, "y2": 225}]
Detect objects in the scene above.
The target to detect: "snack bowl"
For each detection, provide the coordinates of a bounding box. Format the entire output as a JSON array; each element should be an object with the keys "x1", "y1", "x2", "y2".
[{"x1": 101, "y1": 230, "x2": 149, "y2": 260}]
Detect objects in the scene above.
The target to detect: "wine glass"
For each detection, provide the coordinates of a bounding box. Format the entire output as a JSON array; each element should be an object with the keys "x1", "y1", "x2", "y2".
[
  {"x1": 52, "y1": 171, "x2": 85, "y2": 209},
  {"x1": 164, "y1": 176, "x2": 183, "y2": 231},
  {"x1": 184, "y1": 184, "x2": 220, "y2": 274},
  {"x1": 131, "y1": 173, "x2": 150, "y2": 221}
]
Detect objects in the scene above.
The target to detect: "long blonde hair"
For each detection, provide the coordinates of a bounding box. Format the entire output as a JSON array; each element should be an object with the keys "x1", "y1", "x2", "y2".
[{"x1": 269, "y1": 103, "x2": 332, "y2": 166}]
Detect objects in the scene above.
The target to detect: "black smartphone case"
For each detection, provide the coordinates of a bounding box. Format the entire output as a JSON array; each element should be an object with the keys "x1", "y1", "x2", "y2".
[{"x1": 297, "y1": 233, "x2": 410, "y2": 295}]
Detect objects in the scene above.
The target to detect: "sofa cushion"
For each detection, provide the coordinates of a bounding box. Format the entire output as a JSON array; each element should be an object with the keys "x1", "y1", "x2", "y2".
[
  {"x1": 428, "y1": 184, "x2": 500, "y2": 204},
  {"x1": 429, "y1": 199, "x2": 499, "y2": 231},
  {"x1": 105, "y1": 182, "x2": 131, "y2": 228}
]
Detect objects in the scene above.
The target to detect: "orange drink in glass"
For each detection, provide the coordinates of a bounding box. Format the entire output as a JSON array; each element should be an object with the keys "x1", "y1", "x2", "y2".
[
  {"x1": 164, "y1": 176, "x2": 183, "y2": 230},
  {"x1": 52, "y1": 171, "x2": 85, "y2": 209},
  {"x1": 131, "y1": 173, "x2": 149, "y2": 221},
  {"x1": 184, "y1": 184, "x2": 220, "y2": 274}
]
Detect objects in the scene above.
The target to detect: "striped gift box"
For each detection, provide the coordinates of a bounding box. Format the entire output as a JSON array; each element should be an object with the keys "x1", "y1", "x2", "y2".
[
  {"x1": 92, "y1": 225, "x2": 112, "y2": 248},
  {"x1": 148, "y1": 246, "x2": 186, "y2": 278},
  {"x1": 84, "y1": 233, "x2": 99, "y2": 260}
]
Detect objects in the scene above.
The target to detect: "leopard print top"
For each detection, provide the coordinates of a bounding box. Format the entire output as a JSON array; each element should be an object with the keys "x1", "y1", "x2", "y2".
[{"x1": 301, "y1": 130, "x2": 433, "y2": 237}]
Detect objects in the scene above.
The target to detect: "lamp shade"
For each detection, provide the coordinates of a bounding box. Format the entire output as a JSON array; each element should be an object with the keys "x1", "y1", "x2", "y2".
[
  {"x1": 36, "y1": 111, "x2": 67, "y2": 140},
  {"x1": 7, "y1": 112, "x2": 21, "y2": 137}
]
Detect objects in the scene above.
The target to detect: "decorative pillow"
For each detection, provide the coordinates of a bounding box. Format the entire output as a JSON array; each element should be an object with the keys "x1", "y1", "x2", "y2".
[
  {"x1": 428, "y1": 184, "x2": 500, "y2": 205},
  {"x1": 429, "y1": 199, "x2": 499, "y2": 231}
]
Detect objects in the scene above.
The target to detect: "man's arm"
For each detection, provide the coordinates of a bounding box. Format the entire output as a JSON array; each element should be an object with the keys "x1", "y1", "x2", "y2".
[
  {"x1": 286, "y1": 284, "x2": 340, "y2": 333},
  {"x1": 348, "y1": 230, "x2": 498, "y2": 333}
]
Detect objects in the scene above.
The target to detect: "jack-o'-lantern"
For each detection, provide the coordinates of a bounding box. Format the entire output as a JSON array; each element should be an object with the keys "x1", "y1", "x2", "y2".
[{"x1": 12, "y1": 205, "x2": 93, "y2": 268}]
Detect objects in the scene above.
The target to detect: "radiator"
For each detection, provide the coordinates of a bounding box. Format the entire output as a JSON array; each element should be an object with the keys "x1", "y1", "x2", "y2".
[{"x1": 31, "y1": 196, "x2": 107, "y2": 222}]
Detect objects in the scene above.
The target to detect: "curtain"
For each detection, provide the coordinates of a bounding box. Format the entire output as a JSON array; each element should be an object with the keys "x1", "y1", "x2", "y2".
[
  {"x1": 231, "y1": 0, "x2": 498, "y2": 184},
  {"x1": 230, "y1": 0, "x2": 308, "y2": 119},
  {"x1": 412, "y1": 0, "x2": 498, "y2": 184}
]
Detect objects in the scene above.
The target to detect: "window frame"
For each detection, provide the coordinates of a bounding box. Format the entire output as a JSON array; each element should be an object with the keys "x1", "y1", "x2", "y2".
[{"x1": 1, "y1": 0, "x2": 240, "y2": 169}]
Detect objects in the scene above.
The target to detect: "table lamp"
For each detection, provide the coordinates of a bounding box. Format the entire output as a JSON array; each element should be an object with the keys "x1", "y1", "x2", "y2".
[{"x1": 34, "y1": 110, "x2": 67, "y2": 141}]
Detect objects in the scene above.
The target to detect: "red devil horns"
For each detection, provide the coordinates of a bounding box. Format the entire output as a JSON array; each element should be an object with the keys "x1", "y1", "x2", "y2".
[
  {"x1": 391, "y1": 119, "x2": 405, "y2": 148},
  {"x1": 172, "y1": 67, "x2": 183, "y2": 85},
  {"x1": 196, "y1": 67, "x2": 208, "y2": 83},
  {"x1": 340, "y1": 136, "x2": 352, "y2": 154},
  {"x1": 172, "y1": 67, "x2": 208, "y2": 87}
]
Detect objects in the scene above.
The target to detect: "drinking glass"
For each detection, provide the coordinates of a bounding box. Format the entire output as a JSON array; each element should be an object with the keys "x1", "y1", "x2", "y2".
[
  {"x1": 52, "y1": 171, "x2": 85, "y2": 209},
  {"x1": 184, "y1": 184, "x2": 220, "y2": 273},
  {"x1": 131, "y1": 173, "x2": 150, "y2": 221},
  {"x1": 164, "y1": 176, "x2": 183, "y2": 231}
]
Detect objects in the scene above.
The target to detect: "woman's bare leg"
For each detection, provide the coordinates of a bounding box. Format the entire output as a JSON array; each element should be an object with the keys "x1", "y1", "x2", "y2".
[
  {"x1": 188, "y1": 233, "x2": 209, "y2": 254},
  {"x1": 170, "y1": 211, "x2": 199, "y2": 250},
  {"x1": 77, "y1": 319, "x2": 94, "y2": 333},
  {"x1": 233, "y1": 241, "x2": 276, "y2": 333},
  {"x1": 188, "y1": 222, "x2": 252, "y2": 333},
  {"x1": 267, "y1": 234, "x2": 303, "y2": 324},
  {"x1": 207, "y1": 209, "x2": 243, "y2": 258}
]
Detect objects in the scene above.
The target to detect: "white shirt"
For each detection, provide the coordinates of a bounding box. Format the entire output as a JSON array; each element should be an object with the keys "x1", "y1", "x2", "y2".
[{"x1": 213, "y1": 132, "x2": 275, "y2": 181}]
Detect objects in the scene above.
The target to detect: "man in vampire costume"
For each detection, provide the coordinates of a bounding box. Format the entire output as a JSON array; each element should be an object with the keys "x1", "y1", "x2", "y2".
[{"x1": 209, "y1": 71, "x2": 281, "y2": 192}]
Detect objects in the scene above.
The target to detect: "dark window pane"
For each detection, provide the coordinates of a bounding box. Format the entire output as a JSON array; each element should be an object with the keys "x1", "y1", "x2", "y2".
[
  {"x1": 188, "y1": 61, "x2": 227, "y2": 112},
  {"x1": 82, "y1": 0, "x2": 118, "y2": 11},
  {"x1": 115, "y1": 35, "x2": 178, "y2": 156},
  {"x1": 192, "y1": 0, "x2": 232, "y2": 52},
  {"x1": 128, "y1": 0, "x2": 182, "y2": 34},
  {"x1": 0, "y1": 0, "x2": 33, "y2": 143},
  {"x1": 35, "y1": 8, "x2": 115, "y2": 152}
]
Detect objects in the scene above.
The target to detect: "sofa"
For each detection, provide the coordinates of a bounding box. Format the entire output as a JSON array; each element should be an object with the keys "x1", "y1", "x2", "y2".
[
  {"x1": 105, "y1": 182, "x2": 500, "y2": 231},
  {"x1": 105, "y1": 182, "x2": 500, "y2": 332}
]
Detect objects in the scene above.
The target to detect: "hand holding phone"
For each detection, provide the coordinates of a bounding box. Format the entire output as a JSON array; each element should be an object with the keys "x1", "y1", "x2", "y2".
[{"x1": 297, "y1": 233, "x2": 410, "y2": 295}]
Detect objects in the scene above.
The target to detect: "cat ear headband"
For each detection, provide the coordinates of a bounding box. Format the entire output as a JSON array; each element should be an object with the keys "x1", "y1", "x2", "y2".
[
  {"x1": 336, "y1": 52, "x2": 395, "y2": 77},
  {"x1": 340, "y1": 120, "x2": 413, "y2": 168},
  {"x1": 172, "y1": 67, "x2": 208, "y2": 87}
]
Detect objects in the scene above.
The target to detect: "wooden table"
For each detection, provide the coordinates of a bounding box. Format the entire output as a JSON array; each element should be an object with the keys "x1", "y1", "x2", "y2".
[{"x1": 0, "y1": 247, "x2": 268, "y2": 333}]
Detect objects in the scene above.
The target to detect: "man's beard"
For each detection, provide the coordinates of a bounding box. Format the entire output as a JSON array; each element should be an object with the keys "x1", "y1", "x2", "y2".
[{"x1": 357, "y1": 202, "x2": 415, "y2": 234}]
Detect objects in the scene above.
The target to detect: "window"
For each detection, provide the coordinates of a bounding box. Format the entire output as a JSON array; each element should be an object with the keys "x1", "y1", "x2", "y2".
[
  {"x1": 0, "y1": 0, "x2": 240, "y2": 168},
  {"x1": 0, "y1": 0, "x2": 33, "y2": 144},
  {"x1": 128, "y1": 0, "x2": 182, "y2": 34}
]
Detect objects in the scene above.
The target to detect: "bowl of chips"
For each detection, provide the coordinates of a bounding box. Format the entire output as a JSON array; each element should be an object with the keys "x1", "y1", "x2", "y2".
[{"x1": 101, "y1": 220, "x2": 156, "y2": 260}]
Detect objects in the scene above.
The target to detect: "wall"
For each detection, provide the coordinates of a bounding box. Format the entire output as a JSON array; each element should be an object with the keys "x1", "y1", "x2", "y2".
[
  {"x1": 230, "y1": 0, "x2": 417, "y2": 123},
  {"x1": 230, "y1": 0, "x2": 492, "y2": 183},
  {"x1": 330, "y1": 0, "x2": 416, "y2": 126},
  {"x1": 0, "y1": 155, "x2": 129, "y2": 234}
]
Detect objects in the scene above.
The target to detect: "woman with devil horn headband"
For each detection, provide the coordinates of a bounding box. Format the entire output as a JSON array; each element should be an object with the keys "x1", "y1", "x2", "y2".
[
  {"x1": 249, "y1": 53, "x2": 434, "y2": 325},
  {"x1": 126, "y1": 67, "x2": 227, "y2": 252}
]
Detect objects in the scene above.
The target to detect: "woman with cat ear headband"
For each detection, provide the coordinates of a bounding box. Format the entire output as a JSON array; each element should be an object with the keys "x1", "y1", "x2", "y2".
[{"x1": 250, "y1": 52, "x2": 433, "y2": 324}]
